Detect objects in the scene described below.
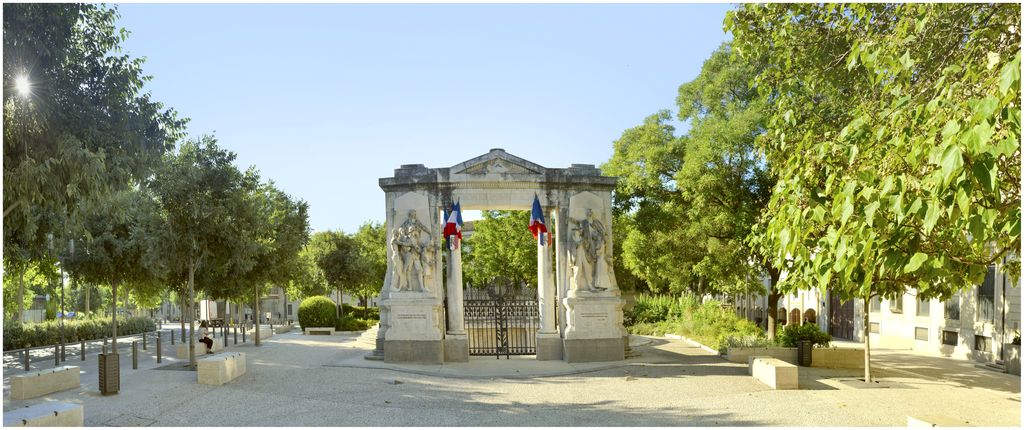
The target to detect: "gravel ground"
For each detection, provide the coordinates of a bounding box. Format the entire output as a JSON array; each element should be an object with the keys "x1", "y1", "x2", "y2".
[{"x1": 2, "y1": 330, "x2": 1020, "y2": 427}]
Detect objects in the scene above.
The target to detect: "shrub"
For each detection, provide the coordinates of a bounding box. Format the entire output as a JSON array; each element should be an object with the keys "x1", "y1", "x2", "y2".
[
  {"x1": 341, "y1": 303, "x2": 380, "y2": 320},
  {"x1": 3, "y1": 316, "x2": 156, "y2": 350},
  {"x1": 298, "y1": 296, "x2": 336, "y2": 329},
  {"x1": 335, "y1": 315, "x2": 377, "y2": 331},
  {"x1": 778, "y1": 323, "x2": 832, "y2": 348},
  {"x1": 626, "y1": 294, "x2": 766, "y2": 352}
]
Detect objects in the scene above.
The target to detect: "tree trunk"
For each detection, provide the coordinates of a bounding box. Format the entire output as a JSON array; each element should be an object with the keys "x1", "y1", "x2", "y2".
[
  {"x1": 111, "y1": 279, "x2": 119, "y2": 353},
  {"x1": 84, "y1": 283, "x2": 90, "y2": 315},
  {"x1": 863, "y1": 294, "x2": 872, "y2": 382},
  {"x1": 16, "y1": 268, "x2": 25, "y2": 323},
  {"x1": 254, "y1": 287, "x2": 261, "y2": 346},
  {"x1": 179, "y1": 289, "x2": 186, "y2": 336},
  {"x1": 766, "y1": 268, "x2": 782, "y2": 340},
  {"x1": 188, "y1": 259, "x2": 197, "y2": 370}
]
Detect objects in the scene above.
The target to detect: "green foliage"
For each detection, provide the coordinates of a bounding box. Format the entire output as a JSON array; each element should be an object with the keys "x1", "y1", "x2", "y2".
[
  {"x1": 463, "y1": 210, "x2": 538, "y2": 288},
  {"x1": 334, "y1": 315, "x2": 377, "y2": 332},
  {"x1": 625, "y1": 294, "x2": 764, "y2": 352},
  {"x1": 778, "y1": 323, "x2": 832, "y2": 348},
  {"x1": 297, "y1": 296, "x2": 336, "y2": 329},
  {"x1": 3, "y1": 316, "x2": 156, "y2": 350},
  {"x1": 721, "y1": 334, "x2": 779, "y2": 349},
  {"x1": 3, "y1": 3, "x2": 185, "y2": 268},
  {"x1": 341, "y1": 303, "x2": 380, "y2": 320},
  {"x1": 351, "y1": 221, "x2": 386, "y2": 301},
  {"x1": 728, "y1": 3, "x2": 1021, "y2": 305}
]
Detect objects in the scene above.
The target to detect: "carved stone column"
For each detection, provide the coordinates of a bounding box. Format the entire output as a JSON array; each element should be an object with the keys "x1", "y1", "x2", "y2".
[
  {"x1": 443, "y1": 237, "x2": 469, "y2": 362},
  {"x1": 536, "y1": 222, "x2": 562, "y2": 360}
]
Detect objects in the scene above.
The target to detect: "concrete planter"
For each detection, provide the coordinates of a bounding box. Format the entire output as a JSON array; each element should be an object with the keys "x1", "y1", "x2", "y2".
[
  {"x1": 1004, "y1": 344, "x2": 1020, "y2": 376},
  {"x1": 726, "y1": 347, "x2": 797, "y2": 364},
  {"x1": 727, "y1": 346, "x2": 865, "y2": 369}
]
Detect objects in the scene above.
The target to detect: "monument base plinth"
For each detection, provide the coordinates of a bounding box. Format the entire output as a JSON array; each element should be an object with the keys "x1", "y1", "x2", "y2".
[
  {"x1": 563, "y1": 337, "x2": 625, "y2": 363},
  {"x1": 443, "y1": 334, "x2": 469, "y2": 363},
  {"x1": 384, "y1": 340, "x2": 444, "y2": 364},
  {"x1": 536, "y1": 332, "x2": 563, "y2": 361}
]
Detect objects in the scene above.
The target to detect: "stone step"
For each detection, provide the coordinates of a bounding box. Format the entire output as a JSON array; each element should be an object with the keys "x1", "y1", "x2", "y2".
[{"x1": 354, "y1": 324, "x2": 379, "y2": 347}]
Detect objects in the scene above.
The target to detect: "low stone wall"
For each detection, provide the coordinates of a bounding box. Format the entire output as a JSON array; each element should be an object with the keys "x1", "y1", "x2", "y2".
[
  {"x1": 3, "y1": 402, "x2": 84, "y2": 427},
  {"x1": 274, "y1": 323, "x2": 293, "y2": 334},
  {"x1": 1004, "y1": 344, "x2": 1020, "y2": 376},
  {"x1": 304, "y1": 327, "x2": 335, "y2": 335},
  {"x1": 245, "y1": 327, "x2": 273, "y2": 340},
  {"x1": 727, "y1": 346, "x2": 864, "y2": 369},
  {"x1": 750, "y1": 357, "x2": 798, "y2": 390},
  {"x1": 197, "y1": 352, "x2": 246, "y2": 386},
  {"x1": 10, "y1": 366, "x2": 81, "y2": 400}
]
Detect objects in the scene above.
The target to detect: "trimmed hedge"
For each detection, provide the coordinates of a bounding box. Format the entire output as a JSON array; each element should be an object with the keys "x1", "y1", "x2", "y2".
[
  {"x1": 298, "y1": 296, "x2": 336, "y2": 329},
  {"x1": 3, "y1": 316, "x2": 157, "y2": 350},
  {"x1": 341, "y1": 303, "x2": 380, "y2": 320},
  {"x1": 778, "y1": 322, "x2": 832, "y2": 347},
  {"x1": 334, "y1": 315, "x2": 378, "y2": 331}
]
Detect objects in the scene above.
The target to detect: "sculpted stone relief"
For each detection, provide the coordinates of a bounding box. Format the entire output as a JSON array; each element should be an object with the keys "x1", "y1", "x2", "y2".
[
  {"x1": 390, "y1": 209, "x2": 434, "y2": 292},
  {"x1": 568, "y1": 208, "x2": 611, "y2": 293}
]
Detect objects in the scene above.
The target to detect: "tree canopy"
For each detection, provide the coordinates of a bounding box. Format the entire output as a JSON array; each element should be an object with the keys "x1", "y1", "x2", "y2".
[{"x1": 463, "y1": 211, "x2": 538, "y2": 288}]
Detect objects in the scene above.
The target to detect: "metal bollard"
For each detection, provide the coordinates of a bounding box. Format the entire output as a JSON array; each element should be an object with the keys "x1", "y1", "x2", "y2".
[
  {"x1": 23, "y1": 349, "x2": 30, "y2": 371},
  {"x1": 171, "y1": 329, "x2": 175, "y2": 345},
  {"x1": 223, "y1": 327, "x2": 228, "y2": 347},
  {"x1": 132, "y1": 341, "x2": 138, "y2": 370},
  {"x1": 157, "y1": 335, "x2": 162, "y2": 363},
  {"x1": 55, "y1": 345, "x2": 60, "y2": 366},
  {"x1": 234, "y1": 326, "x2": 238, "y2": 345},
  {"x1": 81, "y1": 340, "x2": 86, "y2": 361},
  {"x1": 242, "y1": 326, "x2": 246, "y2": 343}
]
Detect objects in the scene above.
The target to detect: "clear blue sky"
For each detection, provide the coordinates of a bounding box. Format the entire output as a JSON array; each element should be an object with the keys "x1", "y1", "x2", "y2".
[{"x1": 116, "y1": 3, "x2": 732, "y2": 233}]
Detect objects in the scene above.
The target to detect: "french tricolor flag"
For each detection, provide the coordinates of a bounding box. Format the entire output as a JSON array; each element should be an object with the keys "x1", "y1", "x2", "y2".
[
  {"x1": 529, "y1": 195, "x2": 547, "y2": 246},
  {"x1": 443, "y1": 201, "x2": 463, "y2": 250}
]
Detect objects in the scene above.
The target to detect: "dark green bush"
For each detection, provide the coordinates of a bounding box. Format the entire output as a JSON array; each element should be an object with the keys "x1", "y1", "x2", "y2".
[
  {"x1": 334, "y1": 315, "x2": 377, "y2": 331},
  {"x1": 3, "y1": 316, "x2": 156, "y2": 350},
  {"x1": 778, "y1": 323, "x2": 832, "y2": 347},
  {"x1": 341, "y1": 304, "x2": 380, "y2": 320},
  {"x1": 298, "y1": 296, "x2": 336, "y2": 329}
]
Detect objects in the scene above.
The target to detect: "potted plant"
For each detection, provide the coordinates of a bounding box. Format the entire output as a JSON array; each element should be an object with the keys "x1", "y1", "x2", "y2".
[{"x1": 779, "y1": 323, "x2": 832, "y2": 366}]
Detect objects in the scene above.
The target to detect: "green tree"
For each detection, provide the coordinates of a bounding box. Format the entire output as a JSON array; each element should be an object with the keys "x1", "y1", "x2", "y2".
[
  {"x1": 463, "y1": 211, "x2": 537, "y2": 288},
  {"x1": 3, "y1": 3, "x2": 184, "y2": 271},
  {"x1": 728, "y1": 3, "x2": 1021, "y2": 380},
  {"x1": 149, "y1": 136, "x2": 257, "y2": 369},
  {"x1": 64, "y1": 189, "x2": 166, "y2": 352},
  {"x1": 304, "y1": 231, "x2": 364, "y2": 317},
  {"x1": 352, "y1": 221, "x2": 386, "y2": 315}
]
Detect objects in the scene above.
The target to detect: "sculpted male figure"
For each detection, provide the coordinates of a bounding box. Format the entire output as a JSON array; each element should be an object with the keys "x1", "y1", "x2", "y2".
[
  {"x1": 569, "y1": 208, "x2": 609, "y2": 292},
  {"x1": 391, "y1": 209, "x2": 431, "y2": 292}
]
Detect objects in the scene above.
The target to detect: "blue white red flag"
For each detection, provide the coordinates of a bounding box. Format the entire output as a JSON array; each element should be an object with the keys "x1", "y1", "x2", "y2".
[
  {"x1": 443, "y1": 201, "x2": 463, "y2": 249},
  {"x1": 529, "y1": 195, "x2": 547, "y2": 246}
]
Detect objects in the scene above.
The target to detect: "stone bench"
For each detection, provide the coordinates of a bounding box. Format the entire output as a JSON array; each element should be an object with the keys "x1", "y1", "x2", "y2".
[
  {"x1": 750, "y1": 357, "x2": 798, "y2": 389},
  {"x1": 274, "y1": 323, "x2": 293, "y2": 334},
  {"x1": 176, "y1": 340, "x2": 223, "y2": 359},
  {"x1": 304, "y1": 327, "x2": 335, "y2": 335},
  {"x1": 3, "y1": 402, "x2": 84, "y2": 427},
  {"x1": 197, "y1": 352, "x2": 246, "y2": 386},
  {"x1": 245, "y1": 328, "x2": 273, "y2": 340},
  {"x1": 907, "y1": 415, "x2": 972, "y2": 427},
  {"x1": 10, "y1": 366, "x2": 81, "y2": 400}
]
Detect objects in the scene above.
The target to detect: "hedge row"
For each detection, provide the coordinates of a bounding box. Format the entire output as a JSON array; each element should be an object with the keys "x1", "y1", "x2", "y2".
[
  {"x1": 3, "y1": 316, "x2": 157, "y2": 350},
  {"x1": 335, "y1": 315, "x2": 378, "y2": 332}
]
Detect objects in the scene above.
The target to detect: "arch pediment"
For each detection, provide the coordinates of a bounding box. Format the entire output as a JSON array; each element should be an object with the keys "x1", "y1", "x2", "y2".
[{"x1": 449, "y1": 149, "x2": 545, "y2": 176}]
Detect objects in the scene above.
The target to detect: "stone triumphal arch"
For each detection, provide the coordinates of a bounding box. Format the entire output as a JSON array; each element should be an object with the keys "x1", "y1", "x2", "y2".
[{"x1": 369, "y1": 149, "x2": 626, "y2": 363}]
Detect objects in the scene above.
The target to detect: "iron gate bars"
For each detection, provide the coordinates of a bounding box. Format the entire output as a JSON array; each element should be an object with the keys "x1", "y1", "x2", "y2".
[{"x1": 464, "y1": 279, "x2": 539, "y2": 358}]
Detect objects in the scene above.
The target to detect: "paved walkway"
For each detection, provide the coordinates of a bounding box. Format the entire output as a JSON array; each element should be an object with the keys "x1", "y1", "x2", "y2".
[{"x1": 2, "y1": 330, "x2": 1020, "y2": 426}]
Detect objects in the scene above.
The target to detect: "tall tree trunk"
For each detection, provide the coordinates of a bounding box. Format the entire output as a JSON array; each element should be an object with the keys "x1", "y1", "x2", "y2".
[
  {"x1": 16, "y1": 268, "x2": 25, "y2": 323},
  {"x1": 84, "y1": 283, "x2": 90, "y2": 315},
  {"x1": 188, "y1": 259, "x2": 196, "y2": 370},
  {"x1": 766, "y1": 268, "x2": 782, "y2": 340},
  {"x1": 111, "y1": 278, "x2": 119, "y2": 353},
  {"x1": 254, "y1": 286, "x2": 261, "y2": 346},
  {"x1": 863, "y1": 293, "x2": 872, "y2": 382},
  {"x1": 179, "y1": 289, "x2": 186, "y2": 337}
]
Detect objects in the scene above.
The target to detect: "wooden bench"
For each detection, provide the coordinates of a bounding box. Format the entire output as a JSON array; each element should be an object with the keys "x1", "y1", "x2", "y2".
[
  {"x1": 750, "y1": 357, "x2": 798, "y2": 389},
  {"x1": 907, "y1": 415, "x2": 973, "y2": 427},
  {"x1": 3, "y1": 402, "x2": 84, "y2": 427},
  {"x1": 10, "y1": 366, "x2": 81, "y2": 400},
  {"x1": 176, "y1": 341, "x2": 223, "y2": 359},
  {"x1": 197, "y1": 352, "x2": 246, "y2": 386},
  {"x1": 304, "y1": 327, "x2": 335, "y2": 336}
]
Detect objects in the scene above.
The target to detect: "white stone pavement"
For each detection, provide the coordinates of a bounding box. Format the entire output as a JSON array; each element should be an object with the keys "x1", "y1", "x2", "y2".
[{"x1": 2, "y1": 330, "x2": 1020, "y2": 427}]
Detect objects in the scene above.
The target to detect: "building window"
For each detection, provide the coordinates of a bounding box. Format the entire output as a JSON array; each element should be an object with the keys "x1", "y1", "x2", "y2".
[
  {"x1": 974, "y1": 335, "x2": 992, "y2": 352},
  {"x1": 944, "y1": 295, "x2": 960, "y2": 320},
  {"x1": 870, "y1": 297, "x2": 881, "y2": 313},
  {"x1": 869, "y1": 322, "x2": 880, "y2": 334},
  {"x1": 889, "y1": 296, "x2": 903, "y2": 313},
  {"x1": 914, "y1": 327, "x2": 929, "y2": 341},
  {"x1": 916, "y1": 295, "x2": 930, "y2": 317},
  {"x1": 778, "y1": 308, "x2": 787, "y2": 325},
  {"x1": 977, "y1": 265, "x2": 996, "y2": 323},
  {"x1": 941, "y1": 330, "x2": 958, "y2": 346},
  {"x1": 287, "y1": 304, "x2": 293, "y2": 316}
]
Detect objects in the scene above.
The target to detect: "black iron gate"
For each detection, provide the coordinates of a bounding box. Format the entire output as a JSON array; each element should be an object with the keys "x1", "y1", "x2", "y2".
[{"x1": 464, "y1": 280, "x2": 539, "y2": 358}]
